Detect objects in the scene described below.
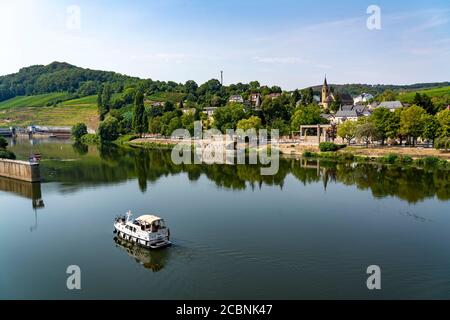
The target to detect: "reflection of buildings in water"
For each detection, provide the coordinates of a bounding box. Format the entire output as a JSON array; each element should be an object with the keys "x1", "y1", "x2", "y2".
[
  {"x1": 114, "y1": 236, "x2": 169, "y2": 272},
  {"x1": 0, "y1": 177, "x2": 45, "y2": 232},
  {"x1": 0, "y1": 177, "x2": 44, "y2": 209}
]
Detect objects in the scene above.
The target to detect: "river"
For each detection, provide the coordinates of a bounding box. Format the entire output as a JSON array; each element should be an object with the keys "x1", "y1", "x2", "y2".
[{"x1": 0, "y1": 137, "x2": 449, "y2": 299}]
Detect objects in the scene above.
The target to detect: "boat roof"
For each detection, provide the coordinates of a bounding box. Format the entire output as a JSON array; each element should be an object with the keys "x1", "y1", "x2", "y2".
[{"x1": 136, "y1": 215, "x2": 162, "y2": 224}]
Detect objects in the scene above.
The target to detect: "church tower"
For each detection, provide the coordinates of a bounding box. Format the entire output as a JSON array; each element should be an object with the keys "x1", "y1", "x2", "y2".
[{"x1": 321, "y1": 76, "x2": 330, "y2": 110}]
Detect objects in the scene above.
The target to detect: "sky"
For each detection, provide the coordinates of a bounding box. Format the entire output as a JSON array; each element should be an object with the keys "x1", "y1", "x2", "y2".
[{"x1": 0, "y1": 0, "x2": 449, "y2": 90}]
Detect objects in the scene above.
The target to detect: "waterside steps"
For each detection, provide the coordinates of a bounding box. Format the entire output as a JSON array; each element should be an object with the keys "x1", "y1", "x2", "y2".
[{"x1": 0, "y1": 159, "x2": 40, "y2": 182}]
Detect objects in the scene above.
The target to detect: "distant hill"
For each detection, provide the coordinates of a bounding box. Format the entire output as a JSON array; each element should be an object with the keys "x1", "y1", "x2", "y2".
[
  {"x1": 0, "y1": 62, "x2": 139, "y2": 102},
  {"x1": 310, "y1": 82, "x2": 450, "y2": 97}
]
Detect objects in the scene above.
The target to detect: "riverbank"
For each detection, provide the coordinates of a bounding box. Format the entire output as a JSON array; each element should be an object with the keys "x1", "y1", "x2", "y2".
[
  {"x1": 127, "y1": 137, "x2": 450, "y2": 169},
  {"x1": 279, "y1": 144, "x2": 450, "y2": 160}
]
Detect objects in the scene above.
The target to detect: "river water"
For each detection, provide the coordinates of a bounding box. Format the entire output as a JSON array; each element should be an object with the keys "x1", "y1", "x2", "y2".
[{"x1": 0, "y1": 138, "x2": 449, "y2": 299}]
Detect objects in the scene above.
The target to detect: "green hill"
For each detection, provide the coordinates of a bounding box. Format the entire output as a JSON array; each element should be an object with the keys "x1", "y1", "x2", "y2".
[
  {"x1": 398, "y1": 86, "x2": 450, "y2": 103},
  {"x1": 0, "y1": 61, "x2": 138, "y2": 102},
  {"x1": 0, "y1": 93, "x2": 73, "y2": 109}
]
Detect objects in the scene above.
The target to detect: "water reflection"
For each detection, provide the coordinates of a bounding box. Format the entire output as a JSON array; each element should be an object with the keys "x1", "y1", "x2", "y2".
[
  {"x1": 9, "y1": 141, "x2": 450, "y2": 204},
  {"x1": 113, "y1": 236, "x2": 169, "y2": 272},
  {"x1": 0, "y1": 176, "x2": 44, "y2": 209}
]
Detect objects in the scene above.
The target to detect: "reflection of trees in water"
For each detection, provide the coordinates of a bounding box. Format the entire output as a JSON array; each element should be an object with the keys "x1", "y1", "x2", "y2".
[
  {"x1": 40, "y1": 144, "x2": 450, "y2": 204},
  {"x1": 114, "y1": 236, "x2": 168, "y2": 272}
]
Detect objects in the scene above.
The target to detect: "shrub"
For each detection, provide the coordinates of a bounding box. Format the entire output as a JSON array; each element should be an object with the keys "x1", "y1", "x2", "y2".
[
  {"x1": 98, "y1": 117, "x2": 120, "y2": 142},
  {"x1": 399, "y1": 155, "x2": 413, "y2": 164},
  {"x1": 319, "y1": 142, "x2": 340, "y2": 152},
  {"x1": 382, "y1": 154, "x2": 398, "y2": 164},
  {"x1": 0, "y1": 150, "x2": 16, "y2": 160},
  {"x1": 435, "y1": 137, "x2": 450, "y2": 151},
  {"x1": 303, "y1": 151, "x2": 314, "y2": 158},
  {"x1": 71, "y1": 123, "x2": 88, "y2": 141},
  {"x1": 0, "y1": 136, "x2": 8, "y2": 149},
  {"x1": 81, "y1": 133, "x2": 100, "y2": 145},
  {"x1": 423, "y1": 156, "x2": 440, "y2": 167},
  {"x1": 340, "y1": 153, "x2": 355, "y2": 161}
]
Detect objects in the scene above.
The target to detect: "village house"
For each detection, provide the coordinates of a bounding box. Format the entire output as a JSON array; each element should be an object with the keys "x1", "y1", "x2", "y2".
[
  {"x1": 181, "y1": 108, "x2": 196, "y2": 115},
  {"x1": 152, "y1": 101, "x2": 165, "y2": 107},
  {"x1": 353, "y1": 93, "x2": 374, "y2": 104},
  {"x1": 249, "y1": 93, "x2": 262, "y2": 109},
  {"x1": 202, "y1": 107, "x2": 218, "y2": 119},
  {"x1": 267, "y1": 93, "x2": 282, "y2": 100},
  {"x1": 228, "y1": 95, "x2": 244, "y2": 104},
  {"x1": 376, "y1": 101, "x2": 403, "y2": 112},
  {"x1": 330, "y1": 105, "x2": 371, "y2": 124}
]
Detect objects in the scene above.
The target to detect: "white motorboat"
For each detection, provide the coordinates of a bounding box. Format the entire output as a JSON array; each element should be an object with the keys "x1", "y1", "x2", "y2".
[{"x1": 114, "y1": 211, "x2": 171, "y2": 249}]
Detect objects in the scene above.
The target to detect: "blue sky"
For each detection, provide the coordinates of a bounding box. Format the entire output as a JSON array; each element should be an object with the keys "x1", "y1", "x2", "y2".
[{"x1": 0, "y1": 0, "x2": 449, "y2": 89}]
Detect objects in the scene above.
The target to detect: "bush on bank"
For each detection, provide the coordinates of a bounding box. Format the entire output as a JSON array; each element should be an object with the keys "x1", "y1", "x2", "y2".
[{"x1": 319, "y1": 142, "x2": 346, "y2": 152}]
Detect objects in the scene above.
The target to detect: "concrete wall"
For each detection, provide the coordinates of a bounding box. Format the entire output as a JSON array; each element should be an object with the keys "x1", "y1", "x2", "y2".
[{"x1": 0, "y1": 159, "x2": 40, "y2": 182}]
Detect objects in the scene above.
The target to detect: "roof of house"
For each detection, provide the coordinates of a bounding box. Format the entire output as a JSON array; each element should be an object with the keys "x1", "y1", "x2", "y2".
[
  {"x1": 335, "y1": 110, "x2": 359, "y2": 118},
  {"x1": 377, "y1": 101, "x2": 403, "y2": 109},
  {"x1": 339, "y1": 93, "x2": 354, "y2": 103}
]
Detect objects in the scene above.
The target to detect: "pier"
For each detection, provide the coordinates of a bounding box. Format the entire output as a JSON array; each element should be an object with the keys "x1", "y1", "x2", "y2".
[{"x1": 0, "y1": 159, "x2": 40, "y2": 182}]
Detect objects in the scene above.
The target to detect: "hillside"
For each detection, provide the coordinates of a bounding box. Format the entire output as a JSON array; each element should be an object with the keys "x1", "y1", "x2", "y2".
[
  {"x1": 398, "y1": 86, "x2": 450, "y2": 104},
  {"x1": 0, "y1": 61, "x2": 449, "y2": 128},
  {"x1": 310, "y1": 82, "x2": 450, "y2": 97},
  {"x1": 0, "y1": 61, "x2": 139, "y2": 102}
]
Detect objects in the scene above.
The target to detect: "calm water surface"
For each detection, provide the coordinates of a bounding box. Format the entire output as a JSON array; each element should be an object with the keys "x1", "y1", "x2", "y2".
[{"x1": 1, "y1": 138, "x2": 449, "y2": 299}]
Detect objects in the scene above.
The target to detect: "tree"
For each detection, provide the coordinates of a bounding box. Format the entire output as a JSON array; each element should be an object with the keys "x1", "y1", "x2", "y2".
[
  {"x1": 181, "y1": 111, "x2": 195, "y2": 135},
  {"x1": 337, "y1": 120, "x2": 357, "y2": 144},
  {"x1": 101, "y1": 83, "x2": 112, "y2": 110},
  {"x1": 71, "y1": 123, "x2": 88, "y2": 141},
  {"x1": 378, "y1": 89, "x2": 397, "y2": 102},
  {"x1": 97, "y1": 89, "x2": 103, "y2": 120},
  {"x1": 329, "y1": 92, "x2": 341, "y2": 113},
  {"x1": 213, "y1": 103, "x2": 246, "y2": 132},
  {"x1": 369, "y1": 107, "x2": 393, "y2": 145},
  {"x1": 421, "y1": 114, "x2": 439, "y2": 145},
  {"x1": 0, "y1": 137, "x2": 8, "y2": 149},
  {"x1": 149, "y1": 117, "x2": 162, "y2": 134},
  {"x1": 413, "y1": 93, "x2": 436, "y2": 115},
  {"x1": 98, "y1": 116, "x2": 120, "y2": 142},
  {"x1": 270, "y1": 119, "x2": 290, "y2": 136},
  {"x1": 400, "y1": 105, "x2": 426, "y2": 146},
  {"x1": 166, "y1": 117, "x2": 182, "y2": 137},
  {"x1": 236, "y1": 116, "x2": 262, "y2": 132},
  {"x1": 164, "y1": 101, "x2": 175, "y2": 113},
  {"x1": 290, "y1": 104, "x2": 327, "y2": 131},
  {"x1": 356, "y1": 119, "x2": 379, "y2": 147},
  {"x1": 98, "y1": 84, "x2": 112, "y2": 121},
  {"x1": 386, "y1": 108, "x2": 402, "y2": 143},
  {"x1": 132, "y1": 88, "x2": 148, "y2": 137},
  {"x1": 436, "y1": 109, "x2": 450, "y2": 138},
  {"x1": 291, "y1": 89, "x2": 301, "y2": 105},
  {"x1": 300, "y1": 88, "x2": 314, "y2": 105},
  {"x1": 261, "y1": 96, "x2": 290, "y2": 125}
]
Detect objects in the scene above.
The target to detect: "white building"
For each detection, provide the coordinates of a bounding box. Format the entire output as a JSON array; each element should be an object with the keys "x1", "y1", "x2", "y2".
[
  {"x1": 228, "y1": 95, "x2": 244, "y2": 104},
  {"x1": 353, "y1": 93, "x2": 374, "y2": 104}
]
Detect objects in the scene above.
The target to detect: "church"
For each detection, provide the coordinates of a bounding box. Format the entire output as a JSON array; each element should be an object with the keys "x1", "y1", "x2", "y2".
[{"x1": 320, "y1": 76, "x2": 353, "y2": 110}]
